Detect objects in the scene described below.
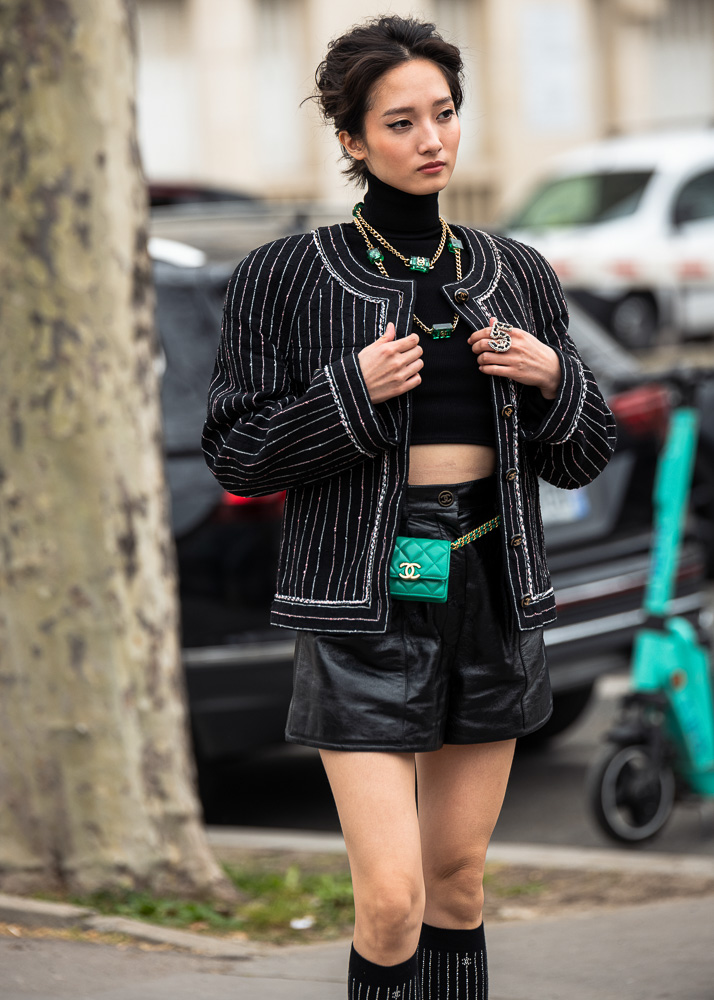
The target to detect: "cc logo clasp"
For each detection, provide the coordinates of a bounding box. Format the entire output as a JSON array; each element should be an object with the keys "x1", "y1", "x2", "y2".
[{"x1": 398, "y1": 561, "x2": 422, "y2": 580}]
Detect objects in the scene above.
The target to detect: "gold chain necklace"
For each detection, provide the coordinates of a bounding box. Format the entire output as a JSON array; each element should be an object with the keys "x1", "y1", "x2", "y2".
[
  {"x1": 353, "y1": 203, "x2": 451, "y2": 271},
  {"x1": 352, "y1": 203, "x2": 464, "y2": 340}
]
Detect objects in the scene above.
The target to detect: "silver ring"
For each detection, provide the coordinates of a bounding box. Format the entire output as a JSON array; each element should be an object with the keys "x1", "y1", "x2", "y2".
[
  {"x1": 491, "y1": 321, "x2": 513, "y2": 337},
  {"x1": 488, "y1": 334, "x2": 511, "y2": 353}
]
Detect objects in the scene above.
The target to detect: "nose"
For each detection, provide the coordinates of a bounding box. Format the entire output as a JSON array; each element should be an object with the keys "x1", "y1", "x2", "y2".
[{"x1": 417, "y1": 120, "x2": 442, "y2": 156}]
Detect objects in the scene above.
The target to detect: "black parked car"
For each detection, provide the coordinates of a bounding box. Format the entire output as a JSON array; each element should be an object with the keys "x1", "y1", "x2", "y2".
[{"x1": 152, "y1": 239, "x2": 713, "y2": 771}]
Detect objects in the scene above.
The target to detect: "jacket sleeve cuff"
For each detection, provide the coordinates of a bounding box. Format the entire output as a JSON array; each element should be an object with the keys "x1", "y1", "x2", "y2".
[
  {"x1": 518, "y1": 346, "x2": 585, "y2": 445},
  {"x1": 519, "y1": 385, "x2": 555, "y2": 433},
  {"x1": 324, "y1": 353, "x2": 400, "y2": 455}
]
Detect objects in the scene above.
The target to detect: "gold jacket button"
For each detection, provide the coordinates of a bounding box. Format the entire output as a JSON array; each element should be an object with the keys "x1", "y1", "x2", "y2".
[
  {"x1": 521, "y1": 594, "x2": 533, "y2": 607},
  {"x1": 505, "y1": 467, "x2": 518, "y2": 482},
  {"x1": 501, "y1": 404, "x2": 514, "y2": 418},
  {"x1": 509, "y1": 534, "x2": 523, "y2": 548},
  {"x1": 438, "y1": 490, "x2": 454, "y2": 507},
  {"x1": 454, "y1": 288, "x2": 470, "y2": 304}
]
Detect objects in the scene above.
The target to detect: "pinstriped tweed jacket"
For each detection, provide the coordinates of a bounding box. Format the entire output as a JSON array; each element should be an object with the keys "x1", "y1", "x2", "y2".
[{"x1": 202, "y1": 224, "x2": 617, "y2": 633}]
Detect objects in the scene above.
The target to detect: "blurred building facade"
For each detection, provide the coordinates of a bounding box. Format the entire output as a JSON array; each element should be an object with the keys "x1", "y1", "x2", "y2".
[{"x1": 136, "y1": 0, "x2": 714, "y2": 223}]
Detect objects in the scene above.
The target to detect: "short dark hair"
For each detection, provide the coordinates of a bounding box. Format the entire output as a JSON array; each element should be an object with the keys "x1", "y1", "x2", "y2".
[{"x1": 313, "y1": 15, "x2": 464, "y2": 187}]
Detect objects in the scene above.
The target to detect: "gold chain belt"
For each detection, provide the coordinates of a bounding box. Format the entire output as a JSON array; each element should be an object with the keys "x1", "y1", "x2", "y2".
[{"x1": 450, "y1": 515, "x2": 501, "y2": 550}]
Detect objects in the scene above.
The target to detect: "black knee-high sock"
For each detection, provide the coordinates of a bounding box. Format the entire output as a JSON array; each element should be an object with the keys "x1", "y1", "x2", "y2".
[
  {"x1": 418, "y1": 922, "x2": 488, "y2": 1000},
  {"x1": 348, "y1": 943, "x2": 420, "y2": 1000}
]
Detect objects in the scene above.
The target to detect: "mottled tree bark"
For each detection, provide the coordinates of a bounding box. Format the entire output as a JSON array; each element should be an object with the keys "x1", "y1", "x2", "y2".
[{"x1": 0, "y1": 0, "x2": 234, "y2": 900}]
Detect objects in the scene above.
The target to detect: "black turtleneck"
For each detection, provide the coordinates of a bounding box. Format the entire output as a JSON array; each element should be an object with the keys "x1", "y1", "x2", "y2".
[
  {"x1": 360, "y1": 170, "x2": 442, "y2": 234},
  {"x1": 344, "y1": 171, "x2": 496, "y2": 448}
]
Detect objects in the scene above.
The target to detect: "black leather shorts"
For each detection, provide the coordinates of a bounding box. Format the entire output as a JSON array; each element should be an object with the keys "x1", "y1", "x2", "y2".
[{"x1": 285, "y1": 475, "x2": 552, "y2": 752}]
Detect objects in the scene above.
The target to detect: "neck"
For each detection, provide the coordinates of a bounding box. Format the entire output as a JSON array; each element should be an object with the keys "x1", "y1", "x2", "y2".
[{"x1": 361, "y1": 171, "x2": 441, "y2": 235}]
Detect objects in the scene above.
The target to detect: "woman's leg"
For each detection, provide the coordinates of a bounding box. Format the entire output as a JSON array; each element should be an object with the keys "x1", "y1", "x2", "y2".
[
  {"x1": 416, "y1": 740, "x2": 515, "y2": 927},
  {"x1": 320, "y1": 749, "x2": 426, "y2": 969},
  {"x1": 415, "y1": 740, "x2": 516, "y2": 999}
]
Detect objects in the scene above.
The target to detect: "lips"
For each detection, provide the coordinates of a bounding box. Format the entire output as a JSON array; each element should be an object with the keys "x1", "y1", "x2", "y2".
[{"x1": 418, "y1": 161, "x2": 446, "y2": 171}]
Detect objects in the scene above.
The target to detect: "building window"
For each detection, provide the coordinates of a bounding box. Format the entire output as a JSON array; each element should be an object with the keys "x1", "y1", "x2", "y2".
[
  {"x1": 256, "y1": 0, "x2": 307, "y2": 184},
  {"x1": 136, "y1": 0, "x2": 197, "y2": 180},
  {"x1": 650, "y1": 0, "x2": 714, "y2": 126},
  {"x1": 433, "y1": 0, "x2": 485, "y2": 162}
]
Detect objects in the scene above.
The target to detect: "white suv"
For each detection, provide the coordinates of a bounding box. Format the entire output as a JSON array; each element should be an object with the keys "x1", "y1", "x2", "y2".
[{"x1": 505, "y1": 130, "x2": 714, "y2": 349}]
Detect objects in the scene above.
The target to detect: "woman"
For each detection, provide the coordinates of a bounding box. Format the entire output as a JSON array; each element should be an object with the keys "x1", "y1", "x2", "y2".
[{"x1": 203, "y1": 15, "x2": 616, "y2": 1000}]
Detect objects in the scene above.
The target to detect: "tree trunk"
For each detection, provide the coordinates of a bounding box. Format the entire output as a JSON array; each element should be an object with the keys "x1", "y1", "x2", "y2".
[{"x1": 0, "y1": 0, "x2": 234, "y2": 901}]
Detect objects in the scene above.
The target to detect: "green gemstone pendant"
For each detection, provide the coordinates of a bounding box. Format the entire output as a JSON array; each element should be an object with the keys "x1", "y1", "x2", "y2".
[
  {"x1": 409, "y1": 256, "x2": 431, "y2": 273},
  {"x1": 448, "y1": 238, "x2": 464, "y2": 253},
  {"x1": 352, "y1": 202, "x2": 365, "y2": 217},
  {"x1": 367, "y1": 247, "x2": 384, "y2": 264},
  {"x1": 431, "y1": 324, "x2": 453, "y2": 340}
]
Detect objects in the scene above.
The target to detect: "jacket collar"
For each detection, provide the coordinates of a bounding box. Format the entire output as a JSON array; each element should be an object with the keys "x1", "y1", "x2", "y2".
[
  {"x1": 314, "y1": 223, "x2": 501, "y2": 304},
  {"x1": 313, "y1": 223, "x2": 503, "y2": 338},
  {"x1": 442, "y1": 226, "x2": 502, "y2": 304}
]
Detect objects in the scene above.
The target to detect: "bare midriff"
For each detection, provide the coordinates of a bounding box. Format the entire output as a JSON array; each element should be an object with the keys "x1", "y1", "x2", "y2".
[{"x1": 408, "y1": 443, "x2": 496, "y2": 485}]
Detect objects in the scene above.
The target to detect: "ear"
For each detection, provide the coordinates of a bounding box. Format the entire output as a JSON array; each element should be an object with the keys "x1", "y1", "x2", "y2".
[{"x1": 339, "y1": 130, "x2": 367, "y2": 161}]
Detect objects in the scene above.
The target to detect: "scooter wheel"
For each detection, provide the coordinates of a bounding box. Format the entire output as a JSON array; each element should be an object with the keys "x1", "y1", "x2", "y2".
[{"x1": 589, "y1": 743, "x2": 675, "y2": 844}]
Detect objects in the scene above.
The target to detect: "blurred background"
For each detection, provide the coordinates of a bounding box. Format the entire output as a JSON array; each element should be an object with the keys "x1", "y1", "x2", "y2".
[
  {"x1": 143, "y1": 0, "x2": 714, "y2": 853},
  {"x1": 138, "y1": 0, "x2": 713, "y2": 218},
  {"x1": 145, "y1": 0, "x2": 714, "y2": 348}
]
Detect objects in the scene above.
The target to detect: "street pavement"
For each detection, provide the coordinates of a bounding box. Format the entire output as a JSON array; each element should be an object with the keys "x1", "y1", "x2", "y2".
[{"x1": 2, "y1": 893, "x2": 714, "y2": 999}]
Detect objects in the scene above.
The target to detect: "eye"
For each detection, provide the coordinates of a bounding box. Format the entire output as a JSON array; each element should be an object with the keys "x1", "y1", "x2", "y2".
[
  {"x1": 438, "y1": 108, "x2": 456, "y2": 120},
  {"x1": 386, "y1": 119, "x2": 412, "y2": 130}
]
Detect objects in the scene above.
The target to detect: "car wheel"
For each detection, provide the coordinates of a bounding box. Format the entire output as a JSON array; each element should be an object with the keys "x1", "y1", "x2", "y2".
[
  {"x1": 519, "y1": 683, "x2": 595, "y2": 747},
  {"x1": 610, "y1": 294, "x2": 658, "y2": 350}
]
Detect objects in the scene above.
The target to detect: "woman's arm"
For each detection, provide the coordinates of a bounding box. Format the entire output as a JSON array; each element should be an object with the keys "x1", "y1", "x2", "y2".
[
  {"x1": 473, "y1": 239, "x2": 617, "y2": 490},
  {"x1": 202, "y1": 239, "x2": 399, "y2": 497}
]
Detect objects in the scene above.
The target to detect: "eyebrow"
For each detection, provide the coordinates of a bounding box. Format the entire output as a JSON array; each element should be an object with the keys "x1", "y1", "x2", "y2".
[{"x1": 381, "y1": 96, "x2": 453, "y2": 118}]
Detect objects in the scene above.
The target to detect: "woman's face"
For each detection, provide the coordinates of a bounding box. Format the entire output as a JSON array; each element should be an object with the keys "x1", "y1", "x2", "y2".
[{"x1": 340, "y1": 58, "x2": 460, "y2": 196}]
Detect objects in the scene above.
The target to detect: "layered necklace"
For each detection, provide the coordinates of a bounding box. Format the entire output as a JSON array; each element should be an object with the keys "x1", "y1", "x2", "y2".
[{"x1": 352, "y1": 202, "x2": 464, "y2": 340}]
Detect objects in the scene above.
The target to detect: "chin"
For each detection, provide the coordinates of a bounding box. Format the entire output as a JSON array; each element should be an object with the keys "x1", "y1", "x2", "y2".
[
  {"x1": 412, "y1": 173, "x2": 451, "y2": 195},
  {"x1": 386, "y1": 171, "x2": 445, "y2": 194}
]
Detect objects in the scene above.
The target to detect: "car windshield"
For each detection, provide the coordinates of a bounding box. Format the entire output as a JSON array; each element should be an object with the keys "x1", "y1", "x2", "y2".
[{"x1": 508, "y1": 171, "x2": 654, "y2": 228}]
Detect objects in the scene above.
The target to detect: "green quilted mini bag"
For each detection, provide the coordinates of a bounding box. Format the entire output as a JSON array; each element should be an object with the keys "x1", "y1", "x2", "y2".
[{"x1": 389, "y1": 515, "x2": 501, "y2": 603}]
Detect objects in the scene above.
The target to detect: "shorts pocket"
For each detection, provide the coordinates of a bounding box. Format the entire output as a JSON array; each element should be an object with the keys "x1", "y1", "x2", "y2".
[{"x1": 518, "y1": 627, "x2": 553, "y2": 732}]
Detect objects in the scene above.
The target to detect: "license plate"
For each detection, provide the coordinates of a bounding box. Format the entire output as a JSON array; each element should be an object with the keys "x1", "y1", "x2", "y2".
[{"x1": 539, "y1": 481, "x2": 591, "y2": 525}]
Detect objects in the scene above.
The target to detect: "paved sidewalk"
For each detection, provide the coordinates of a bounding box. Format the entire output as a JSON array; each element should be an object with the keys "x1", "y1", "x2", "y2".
[
  {"x1": 208, "y1": 826, "x2": 714, "y2": 877},
  {"x1": 3, "y1": 894, "x2": 714, "y2": 999},
  {"x1": 2, "y1": 832, "x2": 713, "y2": 999}
]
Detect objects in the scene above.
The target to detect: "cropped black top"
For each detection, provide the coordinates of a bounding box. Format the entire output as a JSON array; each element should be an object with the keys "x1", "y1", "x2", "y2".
[{"x1": 343, "y1": 173, "x2": 496, "y2": 447}]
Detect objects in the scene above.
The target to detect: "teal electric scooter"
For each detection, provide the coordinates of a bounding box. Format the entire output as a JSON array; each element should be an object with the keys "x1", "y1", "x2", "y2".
[{"x1": 589, "y1": 366, "x2": 714, "y2": 844}]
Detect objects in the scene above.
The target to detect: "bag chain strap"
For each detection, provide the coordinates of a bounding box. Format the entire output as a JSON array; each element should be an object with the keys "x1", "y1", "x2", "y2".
[{"x1": 450, "y1": 515, "x2": 501, "y2": 550}]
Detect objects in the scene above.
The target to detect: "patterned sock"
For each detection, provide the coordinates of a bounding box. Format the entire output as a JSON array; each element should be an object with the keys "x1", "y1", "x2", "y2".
[
  {"x1": 418, "y1": 922, "x2": 488, "y2": 1000},
  {"x1": 348, "y1": 943, "x2": 420, "y2": 1000}
]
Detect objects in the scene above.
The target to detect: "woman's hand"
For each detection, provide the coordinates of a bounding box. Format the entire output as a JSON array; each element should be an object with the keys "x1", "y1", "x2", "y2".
[
  {"x1": 468, "y1": 317, "x2": 561, "y2": 399},
  {"x1": 358, "y1": 324, "x2": 423, "y2": 404}
]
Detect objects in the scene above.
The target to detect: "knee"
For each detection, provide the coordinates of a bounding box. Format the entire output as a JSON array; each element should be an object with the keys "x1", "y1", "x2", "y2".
[
  {"x1": 355, "y1": 876, "x2": 425, "y2": 959},
  {"x1": 425, "y1": 856, "x2": 485, "y2": 927}
]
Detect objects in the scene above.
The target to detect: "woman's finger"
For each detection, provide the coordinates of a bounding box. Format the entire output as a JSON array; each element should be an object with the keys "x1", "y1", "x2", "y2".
[
  {"x1": 478, "y1": 358, "x2": 513, "y2": 372},
  {"x1": 393, "y1": 332, "x2": 420, "y2": 353},
  {"x1": 472, "y1": 338, "x2": 518, "y2": 356}
]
